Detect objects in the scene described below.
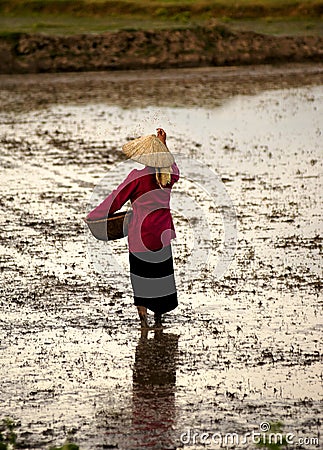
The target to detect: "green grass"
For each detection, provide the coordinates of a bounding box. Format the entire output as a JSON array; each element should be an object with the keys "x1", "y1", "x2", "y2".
[
  {"x1": 0, "y1": 418, "x2": 18, "y2": 450},
  {"x1": 0, "y1": 417, "x2": 79, "y2": 450},
  {"x1": 226, "y1": 17, "x2": 323, "y2": 35},
  {"x1": 256, "y1": 422, "x2": 288, "y2": 450},
  {"x1": 0, "y1": 15, "x2": 321, "y2": 36},
  {"x1": 0, "y1": 15, "x2": 189, "y2": 35},
  {"x1": 0, "y1": 0, "x2": 322, "y2": 35}
]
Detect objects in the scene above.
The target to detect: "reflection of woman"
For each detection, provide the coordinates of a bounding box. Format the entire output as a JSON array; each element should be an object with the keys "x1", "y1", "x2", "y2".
[
  {"x1": 132, "y1": 331, "x2": 179, "y2": 448},
  {"x1": 86, "y1": 128, "x2": 179, "y2": 329}
]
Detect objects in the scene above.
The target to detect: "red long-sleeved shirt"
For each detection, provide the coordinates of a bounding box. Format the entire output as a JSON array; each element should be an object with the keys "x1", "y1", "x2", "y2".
[{"x1": 86, "y1": 162, "x2": 179, "y2": 253}]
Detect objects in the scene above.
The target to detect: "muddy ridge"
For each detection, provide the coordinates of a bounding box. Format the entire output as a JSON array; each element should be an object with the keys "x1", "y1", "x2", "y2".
[{"x1": 1, "y1": 24, "x2": 322, "y2": 74}]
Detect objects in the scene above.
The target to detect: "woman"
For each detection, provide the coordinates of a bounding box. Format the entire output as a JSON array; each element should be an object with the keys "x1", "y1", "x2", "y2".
[{"x1": 86, "y1": 128, "x2": 179, "y2": 329}]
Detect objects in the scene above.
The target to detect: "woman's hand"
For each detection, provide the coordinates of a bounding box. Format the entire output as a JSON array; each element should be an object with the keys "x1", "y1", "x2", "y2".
[{"x1": 156, "y1": 128, "x2": 167, "y2": 145}]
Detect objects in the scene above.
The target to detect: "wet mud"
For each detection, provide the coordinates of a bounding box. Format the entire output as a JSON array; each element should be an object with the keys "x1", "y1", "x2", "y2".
[{"x1": 0, "y1": 64, "x2": 322, "y2": 449}]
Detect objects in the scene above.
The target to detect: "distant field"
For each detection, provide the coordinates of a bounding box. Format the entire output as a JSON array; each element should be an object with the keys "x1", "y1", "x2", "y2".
[{"x1": 0, "y1": 0, "x2": 322, "y2": 35}]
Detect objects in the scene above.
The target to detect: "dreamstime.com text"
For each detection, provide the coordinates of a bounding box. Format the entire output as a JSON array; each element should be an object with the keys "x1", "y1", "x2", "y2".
[{"x1": 180, "y1": 423, "x2": 320, "y2": 447}]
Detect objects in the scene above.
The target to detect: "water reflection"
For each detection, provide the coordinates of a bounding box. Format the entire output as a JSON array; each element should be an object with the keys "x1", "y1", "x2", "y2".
[{"x1": 132, "y1": 330, "x2": 179, "y2": 449}]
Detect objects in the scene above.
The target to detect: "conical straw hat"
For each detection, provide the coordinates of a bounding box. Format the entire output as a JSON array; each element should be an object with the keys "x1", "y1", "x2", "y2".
[{"x1": 122, "y1": 134, "x2": 174, "y2": 168}]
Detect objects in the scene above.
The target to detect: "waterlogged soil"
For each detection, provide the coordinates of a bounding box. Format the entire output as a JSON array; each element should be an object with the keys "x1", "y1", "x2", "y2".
[{"x1": 0, "y1": 64, "x2": 322, "y2": 449}]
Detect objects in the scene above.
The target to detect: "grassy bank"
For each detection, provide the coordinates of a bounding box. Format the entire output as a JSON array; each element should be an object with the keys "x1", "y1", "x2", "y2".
[
  {"x1": 0, "y1": 0, "x2": 322, "y2": 36},
  {"x1": 1, "y1": 0, "x2": 322, "y2": 18}
]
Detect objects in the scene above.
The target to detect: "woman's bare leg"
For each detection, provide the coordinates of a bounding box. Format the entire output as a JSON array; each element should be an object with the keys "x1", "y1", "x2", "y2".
[
  {"x1": 154, "y1": 313, "x2": 163, "y2": 328},
  {"x1": 137, "y1": 306, "x2": 149, "y2": 328}
]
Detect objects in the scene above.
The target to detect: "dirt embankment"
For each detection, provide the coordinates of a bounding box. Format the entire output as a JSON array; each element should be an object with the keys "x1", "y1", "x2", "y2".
[{"x1": 0, "y1": 25, "x2": 322, "y2": 74}]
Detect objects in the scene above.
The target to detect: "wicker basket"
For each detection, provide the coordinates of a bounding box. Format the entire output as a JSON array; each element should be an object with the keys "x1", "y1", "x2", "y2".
[{"x1": 85, "y1": 210, "x2": 132, "y2": 241}]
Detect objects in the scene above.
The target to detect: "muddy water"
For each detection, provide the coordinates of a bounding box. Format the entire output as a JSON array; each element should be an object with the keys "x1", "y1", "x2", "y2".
[{"x1": 0, "y1": 65, "x2": 322, "y2": 449}]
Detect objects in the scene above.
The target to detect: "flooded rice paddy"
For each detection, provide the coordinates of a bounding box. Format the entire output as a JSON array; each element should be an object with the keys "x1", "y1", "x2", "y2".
[{"x1": 0, "y1": 64, "x2": 322, "y2": 449}]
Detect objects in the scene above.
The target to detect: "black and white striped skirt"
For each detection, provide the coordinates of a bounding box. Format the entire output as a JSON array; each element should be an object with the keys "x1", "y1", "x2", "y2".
[{"x1": 129, "y1": 245, "x2": 178, "y2": 315}]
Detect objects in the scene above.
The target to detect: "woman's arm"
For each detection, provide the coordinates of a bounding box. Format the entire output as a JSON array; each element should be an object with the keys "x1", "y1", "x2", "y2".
[
  {"x1": 157, "y1": 128, "x2": 179, "y2": 184},
  {"x1": 86, "y1": 170, "x2": 137, "y2": 220},
  {"x1": 156, "y1": 128, "x2": 167, "y2": 146},
  {"x1": 171, "y1": 161, "x2": 180, "y2": 183}
]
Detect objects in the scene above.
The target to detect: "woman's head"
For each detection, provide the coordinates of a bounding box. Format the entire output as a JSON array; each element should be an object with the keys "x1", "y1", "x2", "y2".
[
  {"x1": 155, "y1": 128, "x2": 172, "y2": 188},
  {"x1": 155, "y1": 166, "x2": 172, "y2": 188}
]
